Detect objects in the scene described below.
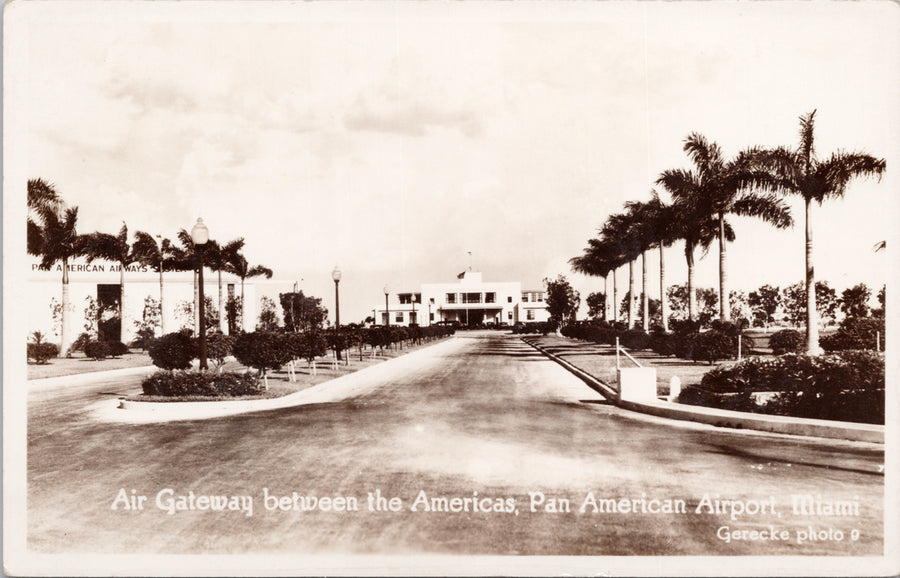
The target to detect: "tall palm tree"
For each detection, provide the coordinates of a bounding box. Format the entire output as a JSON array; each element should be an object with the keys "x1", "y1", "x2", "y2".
[
  {"x1": 625, "y1": 191, "x2": 680, "y2": 331},
  {"x1": 760, "y1": 110, "x2": 886, "y2": 354},
  {"x1": 204, "y1": 238, "x2": 246, "y2": 333},
  {"x1": 600, "y1": 212, "x2": 643, "y2": 328},
  {"x1": 27, "y1": 180, "x2": 85, "y2": 353},
  {"x1": 83, "y1": 223, "x2": 143, "y2": 339},
  {"x1": 172, "y1": 229, "x2": 203, "y2": 335},
  {"x1": 133, "y1": 232, "x2": 178, "y2": 335},
  {"x1": 570, "y1": 237, "x2": 618, "y2": 322},
  {"x1": 224, "y1": 251, "x2": 273, "y2": 332},
  {"x1": 657, "y1": 134, "x2": 793, "y2": 321}
]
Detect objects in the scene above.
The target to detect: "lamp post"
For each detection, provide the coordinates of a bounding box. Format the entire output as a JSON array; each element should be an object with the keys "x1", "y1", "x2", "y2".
[
  {"x1": 191, "y1": 218, "x2": 209, "y2": 370},
  {"x1": 155, "y1": 234, "x2": 166, "y2": 335},
  {"x1": 384, "y1": 285, "x2": 390, "y2": 326},
  {"x1": 332, "y1": 266, "x2": 342, "y2": 361}
]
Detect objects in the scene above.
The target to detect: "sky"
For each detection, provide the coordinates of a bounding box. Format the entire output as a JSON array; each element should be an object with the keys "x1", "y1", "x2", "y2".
[{"x1": 8, "y1": 1, "x2": 900, "y2": 323}]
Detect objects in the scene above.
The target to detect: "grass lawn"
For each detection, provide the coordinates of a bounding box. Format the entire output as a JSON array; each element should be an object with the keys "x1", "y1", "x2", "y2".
[
  {"x1": 527, "y1": 335, "x2": 739, "y2": 396},
  {"x1": 27, "y1": 350, "x2": 154, "y2": 380}
]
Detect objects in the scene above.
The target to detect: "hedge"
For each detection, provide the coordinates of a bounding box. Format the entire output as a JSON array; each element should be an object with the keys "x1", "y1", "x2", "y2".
[
  {"x1": 821, "y1": 316, "x2": 885, "y2": 352},
  {"x1": 141, "y1": 370, "x2": 259, "y2": 397},
  {"x1": 682, "y1": 350, "x2": 885, "y2": 424}
]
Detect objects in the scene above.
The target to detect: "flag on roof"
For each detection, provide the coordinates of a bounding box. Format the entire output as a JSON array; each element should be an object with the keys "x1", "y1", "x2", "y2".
[{"x1": 457, "y1": 271, "x2": 466, "y2": 279}]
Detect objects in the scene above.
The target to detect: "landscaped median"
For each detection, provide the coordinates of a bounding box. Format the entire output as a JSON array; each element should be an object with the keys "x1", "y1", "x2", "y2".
[
  {"x1": 523, "y1": 335, "x2": 884, "y2": 444},
  {"x1": 99, "y1": 336, "x2": 462, "y2": 423}
]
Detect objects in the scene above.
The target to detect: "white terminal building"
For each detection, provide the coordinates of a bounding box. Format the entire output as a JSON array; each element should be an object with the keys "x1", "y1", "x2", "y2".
[
  {"x1": 375, "y1": 271, "x2": 549, "y2": 327},
  {"x1": 26, "y1": 257, "x2": 273, "y2": 346}
]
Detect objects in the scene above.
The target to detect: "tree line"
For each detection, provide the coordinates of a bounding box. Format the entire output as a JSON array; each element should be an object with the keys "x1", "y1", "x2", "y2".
[{"x1": 570, "y1": 110, "x2": 886, "y2": 354}]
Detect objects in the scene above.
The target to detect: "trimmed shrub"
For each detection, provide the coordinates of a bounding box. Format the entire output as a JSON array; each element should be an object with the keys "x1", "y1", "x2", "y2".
[
  {"x1": 649, "y1": 330, "x2": 677, "y2": 357},
  {"x1": 141, "y1": 370, "x2": 259, "y2": 397},
  {"x1": 692, "y1": 331, "x2": 737, "y2": 365},
  {"x1": 821, "y1": 316, "x2": 885, "y2": 352},
  {"x1": 205, "y1": 333, "x2": 236, "y2": 369},
  {"x1": 620, "y1": 329, "x2": 651, "y2": 350},
  {"x1": 84, "y1": 340, "x2": 111, "y2": 360},
  {"x1": 233, "y1": 331, "x2": 291, "y2": 381},
  {"x1": 769, "y1": 329, "x2": 804, "y2": 355},
  {"x1": 107, "y1": 341, "x2": 130, "y2": 357},
  {"x1": 148, "y1": 331, "x2": 197, "y2": 370},
  {"x1": 28, "y1": 342, "x2": 60, "y2": 364}
]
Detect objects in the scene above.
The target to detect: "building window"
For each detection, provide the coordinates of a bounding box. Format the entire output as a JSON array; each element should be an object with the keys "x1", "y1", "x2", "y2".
[
  {"x1": 414, "y1": 293, "x2": 421, "y2": 304},
  {"x1": 527, "y1": 310, "x2": 535, "y2": 321},
  {"x1": 522, "y1": 292, "x2": 529, "y2": 302},
  {"x1": 485, "y1": 292, "x2": 496, "y2": 303},
  {"x1": 446, "y1": 293, "x2": 456, "y2": 304},
  {"x1": 507, "y1": 311, "x2": 513, "y2": 320},
  {"x1": 382, "y1": 312, "x2": 389, "y2": 325},
  {"x1": 430, "y1": 312, "x2": 435, "y2": 321},
  {"x1": 395, "y1": 312, "x2": 404, "y2": 323},
  {"x1": 399, "y1": 293, "x2": 414, "y2": 304},
  {"x1": 410, "y1": 312, "x2": 417, "y2": 324},
  {"x1": 537, "y1": 293, "x2": 543, "y2": 302},
  {"x1": 507, "y1": 296, "x2": 512, "y2": 303},
  {"x1": 429, "y1": 298, "x2": 435, "y2": 305},
  {"x1": 464, "y1": 292, "x2": 481, "y2": 304}
]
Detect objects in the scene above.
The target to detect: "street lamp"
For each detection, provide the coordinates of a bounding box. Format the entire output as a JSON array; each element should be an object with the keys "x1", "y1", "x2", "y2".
[
  {"x1": 332, "y1": 266, "x2": 342, "y2": 361},
  {"x1": 155, "y1": 234, "x2": 166, "y2": 335},
  {"x1": 191, "y1": 218, "x2": 209, "y2": 370},
  {"x1": 384, "y1": 285, "x2": 390, "y2": 326}
]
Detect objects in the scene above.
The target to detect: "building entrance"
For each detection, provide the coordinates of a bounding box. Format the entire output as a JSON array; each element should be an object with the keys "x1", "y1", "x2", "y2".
[{"x1": 97, "y1": 284, "x2": 121, "y2": 342}]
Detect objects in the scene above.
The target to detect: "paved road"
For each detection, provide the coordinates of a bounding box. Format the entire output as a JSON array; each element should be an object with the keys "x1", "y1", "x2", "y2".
[{"x1": 27, "y1": 332, "x2": 884, "y2": 556}]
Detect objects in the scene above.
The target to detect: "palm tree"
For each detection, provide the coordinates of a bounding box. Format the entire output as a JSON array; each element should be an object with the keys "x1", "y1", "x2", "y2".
[
  {"x1": 657, "y1": 134, "x2": 793, "y2": 321},
  {"x1": 224, "y1": 251, "x2": 273, "y2": 332},
  {"x1": 83, "y1": 222, "x2": 144, "y2": 340},
  {"x1": 625, "y1": 191, "x2": 680, "y2": 331},
  {"x1": 133, "y1": 232, "x2": 178, "y2": 335},
  {"x1": 570, "y1": 237, "x2": 618, "y2": 322},
  {"x1": 27, "y1": 180, "x2": 85, "y2": 353},
  {"x1": 172, "y1": 229, "x2": 202, "y2": 335},
  {"x1": 760, "y1": 110, "x2": 886, "y2": 354},
  {"x1": 600, "y1": 212, "x2": 645, "y2": 328},
  {"x1": 204, "y1": 238, "x2": 246, "y2": 334}
]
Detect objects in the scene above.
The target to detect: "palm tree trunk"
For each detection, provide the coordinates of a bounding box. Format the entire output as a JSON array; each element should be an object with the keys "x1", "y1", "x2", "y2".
[
  {"x1": 603, "y1": 274, "x2": 609, "y2": 322},
  {"x1": 628, "y1": 260, "x2": 636, "y2": 329},
  {"x1": 718, "y1": 213, "x2": 729, "y2": 321},
  {"x1": 60, "y1": 258, "x2": 71, "y2": 354},
  {"x1": 641, "y1": 250, "x2": 649, "y2": 331},
  {"x1": 218, "y1": 269, "x2": 226, "y2": 334},
  {"x1": 805, "y1": 198, "x2": 821, "y2": 354},
  {"x1": 685, "y1": 242, "x2": 696, "y2": 321},
  {"x1": 659, "y1": 243, "x2": 668, "y2": 332},
  {"x1": 612, "y1": 269, "x2": 618, "y2": 323},
  {"x1": 158, "y1": 267, "x2": 166, "y2": 335}
]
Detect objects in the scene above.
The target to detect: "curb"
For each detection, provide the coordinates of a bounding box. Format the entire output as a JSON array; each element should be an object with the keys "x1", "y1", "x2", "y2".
[
  {"x1": 108, "y1": 337, "x2": 462, "y2": 421},
  {"x1": 522, "y1": 338, "x2": 884, "y2": 444}
]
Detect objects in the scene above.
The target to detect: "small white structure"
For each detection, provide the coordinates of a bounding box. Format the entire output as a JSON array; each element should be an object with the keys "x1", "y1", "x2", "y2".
[
  {"x1": 375, "y1": 271, "x2": 550, "y2": 327},
  {"x1": 617, "y1": 367, "x2": 659, "y2": 404}
]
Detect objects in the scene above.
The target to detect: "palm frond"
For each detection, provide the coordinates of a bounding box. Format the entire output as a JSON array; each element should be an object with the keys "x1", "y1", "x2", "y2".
[
  {"x1": 817, "y1": 151, "x2": 887, "y2": 199},
  {"x1": 798, "y1": 110, "x2": 817, "y2": 166},
  {"x1": 731, "y1": 193, "x2": 793, "y2": 229}
]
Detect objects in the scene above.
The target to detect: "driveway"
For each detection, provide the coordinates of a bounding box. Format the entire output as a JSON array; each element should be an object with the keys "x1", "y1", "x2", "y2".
[{"x1": 27, "y1": 332, "x2": 883, "y2": 556}]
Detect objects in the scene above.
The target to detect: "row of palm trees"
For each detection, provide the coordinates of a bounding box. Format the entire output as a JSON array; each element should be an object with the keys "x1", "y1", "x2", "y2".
[
  {"x1": 571, "y1": 110, "x2": 886, "y2": 354},
  {"x1": 27, "y1": 180, "x2": 274, "y2": 353}
]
